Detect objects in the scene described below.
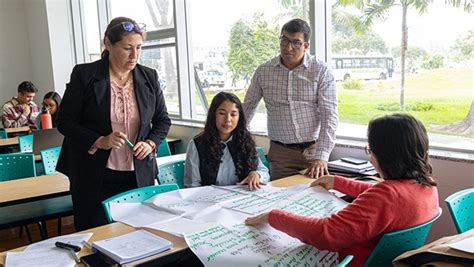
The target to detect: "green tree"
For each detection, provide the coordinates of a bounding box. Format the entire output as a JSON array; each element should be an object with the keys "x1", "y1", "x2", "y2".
[
  {"x1": 392, "y1": 46, "x2": 427, "y2": 72},
  {"x1": 450, "y1": 29, "x2": 474, "y2": 62},
  {"x1": 422, "y1": 54, "x2": 444, "y2": 69},
  {"x1": 332, "y1": 30, "x2": 387, "y2": 55},
  {"x1": 355, "y1": 0, "x2": 471, "y2": 108},
  {"x1": 227, "y1": 14, "x2": 279, "y2": 86}
]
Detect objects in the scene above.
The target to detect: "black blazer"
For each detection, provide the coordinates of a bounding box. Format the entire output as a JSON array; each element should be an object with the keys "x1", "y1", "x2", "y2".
[{"x1": 56, "y1": 58, "x2": 171, "y2": 198}]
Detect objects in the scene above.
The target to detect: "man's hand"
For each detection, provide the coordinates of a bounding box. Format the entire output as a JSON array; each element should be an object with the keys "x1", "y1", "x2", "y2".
[
  {"x1": 238, "y1": 171, "x2": 265, "y2": 191},
  {"x1": 304, "y1": 159, "x2": 328, "y2": 179}
]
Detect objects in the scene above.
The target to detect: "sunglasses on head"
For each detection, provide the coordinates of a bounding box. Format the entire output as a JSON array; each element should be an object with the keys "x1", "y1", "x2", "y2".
[{"x1": 111, "y1": 21, "x2": 147, "y2": 33}]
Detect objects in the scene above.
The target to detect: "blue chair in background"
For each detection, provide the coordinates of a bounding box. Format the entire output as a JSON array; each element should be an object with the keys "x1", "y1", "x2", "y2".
[
  {"x1": 256, "y1": 146, "x2": 270, "y2": 170},
  {"x1": 0, "y1": 153, "x2": 36, "y2": 181},
  {"x1": 445, "y1": 188, "x2": 474, "y2": 233},
  {"x1": 102, "y1": 184, "x2": 179, "y2": 223},
  {"x1": 337, "y1": 255, "x2": 354, "y2": 267},
  {"x1": 157, "y1": 139, "x2": 172, "y2": 157},
  {"x1": 18, "y1": 134, "x2": 33, "y2": 153},
  {"x1": 364, "y1": 209, "x2": 442, "y2": 267},
  {"x1": 0, "y1": 129, "x2": 7, "y2": 139},
  {"x1": 40, "y1": 146, "x2": 61, "y2": 175},
  {"x1": 157, "y1": 160, "x2": 185, "y2": 188}
]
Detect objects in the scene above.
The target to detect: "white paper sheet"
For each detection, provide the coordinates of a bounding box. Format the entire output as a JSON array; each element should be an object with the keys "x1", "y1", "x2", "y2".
[
  {"x1": 109, "y1": 202, "x2": 180, "y2": 227},
  {"x1": 145, "y1": 217, "x2": 216, "y2": 237},
  {"x1": 448, "y1": 236, "x2": 474, "y2": 253}
]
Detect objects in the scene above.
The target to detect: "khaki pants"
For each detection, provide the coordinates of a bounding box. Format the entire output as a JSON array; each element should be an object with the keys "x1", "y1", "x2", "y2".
[{"x1": 268, "y1": 141, "x2": 317, "y2": 180}]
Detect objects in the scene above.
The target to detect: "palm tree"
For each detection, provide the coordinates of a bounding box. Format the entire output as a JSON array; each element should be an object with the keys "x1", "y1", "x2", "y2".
[{"x1": 357, "y1": 0, "x2": 471, "y2": 108}]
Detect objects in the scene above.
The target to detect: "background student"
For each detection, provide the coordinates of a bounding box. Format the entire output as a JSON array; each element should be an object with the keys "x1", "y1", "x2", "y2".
[
  {"x1": 246, "y1": 113, "x2": 439, "y2": 266},
  {"x1": 185, "y1": 92, "x2": 269, "y2": 190},
  {"x1": 2, "y1": 81, "x2": 40, "y2": 128},
  {"x1": 56, "y1": 17, "x2": 171, "y2": 231},
  {"x1": 35, "y1": 91, "x2": 62, "y2": 129}
]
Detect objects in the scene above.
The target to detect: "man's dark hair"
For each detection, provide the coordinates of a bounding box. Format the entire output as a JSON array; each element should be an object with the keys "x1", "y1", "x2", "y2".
[
  {"x1": 368, "y1": 113, "x2": 436, "y2": 186},
  {"x1": 281, "y1": 18, "x2": 311, "y2": 42},
  {"x1": 18, "y1": 81, "x2": 38, "y2": 93}
]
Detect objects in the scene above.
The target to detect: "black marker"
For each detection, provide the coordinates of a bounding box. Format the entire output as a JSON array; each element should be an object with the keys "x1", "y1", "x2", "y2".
[{"x1": 55, "y1": 241, "x2": 81, "y2": 252}]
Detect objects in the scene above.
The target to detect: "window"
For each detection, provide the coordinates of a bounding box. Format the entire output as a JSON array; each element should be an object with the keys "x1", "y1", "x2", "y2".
[{"x1": 331, "y1": 2, "x2": 473, "y2": 151}]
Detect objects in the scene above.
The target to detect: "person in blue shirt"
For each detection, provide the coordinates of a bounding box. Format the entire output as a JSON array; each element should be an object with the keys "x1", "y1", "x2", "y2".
[{"x1": 185, "y1": 92, "x2": 269, "y2": 190}]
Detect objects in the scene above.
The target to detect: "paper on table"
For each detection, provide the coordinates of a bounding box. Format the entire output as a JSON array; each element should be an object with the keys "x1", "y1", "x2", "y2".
[
  {"x1": 145, "y1": 217, "x2": 216, "y2": 237},
  {"x1": 24, "y1": 232, "x2": 93, "y2": 251},
  {"x1": 448, "y1": 236, "x2": 474, "y2": 253},
  {"x1": 109, "y1": 202, "x2": 180, "y2": 227}
]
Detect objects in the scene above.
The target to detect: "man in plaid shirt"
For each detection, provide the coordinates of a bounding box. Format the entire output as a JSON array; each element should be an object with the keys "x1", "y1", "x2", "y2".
[
  {"x1": 243, "y1": 19, "x2": 338, "y2": 180},
  {"x1": 2, "y1": 81, "x2": 40, "y2": 128}
]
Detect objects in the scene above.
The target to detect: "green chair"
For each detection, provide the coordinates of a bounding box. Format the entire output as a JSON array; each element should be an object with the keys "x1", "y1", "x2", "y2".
[
  {"x1": 364, "y1": 209, "x2": 442, "y2": 267},
  {"x1": 157, "y1": 160, "x2": 185, "y2": 188},
  {"x1": 256, "y1": 146, "x2": 270, "y2": 169},
  {"x1": 445, "y1": 188, "x2": 474, "y2": 233},
  {"x1": 40, "y1": 146, "x2": 61, "y2": 175},
  {"x1": 102, "y1": 184, "x2": 179, "y2": 223},
  {"x1": 0, "y1": 129, "x2": 7, "y2": 139},
  {"x1": 157, "y1": 139, "x2": 172, "y2": 157},
  {"x1": 0, "y1": 153, "x2": 36, "y2": 181},
  {"x1": 337, "y1": 255, "x2": 354, "y2": 267},
  {"x1": 19, "y1": 134, "x2": 33, "y2": 152}
]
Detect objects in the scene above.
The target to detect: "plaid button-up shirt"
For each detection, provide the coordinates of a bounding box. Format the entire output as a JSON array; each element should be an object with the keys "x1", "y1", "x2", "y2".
[{"x1": 243, "y1": 53, "x2": 338, "y2": 161}]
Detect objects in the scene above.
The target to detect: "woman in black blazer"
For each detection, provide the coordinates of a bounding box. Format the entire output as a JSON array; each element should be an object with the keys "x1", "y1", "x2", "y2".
[{"x1": 56, "y1": 17, "x2": 171, "y2": 231}]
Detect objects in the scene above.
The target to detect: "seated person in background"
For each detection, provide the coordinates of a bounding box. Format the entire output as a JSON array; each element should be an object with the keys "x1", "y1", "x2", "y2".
[
  {"x1": 2, "y1": 81, "x2": 40, "y2": 128},
  {"x1": 185, "y1": 92, "x2": 269, "y2": 190},
  {"x1": 246, "y1": 113, "x2": 439, "y2": 266},
  {"x1": 35, "y1": 91, "x2": 62, "y2": 129}
]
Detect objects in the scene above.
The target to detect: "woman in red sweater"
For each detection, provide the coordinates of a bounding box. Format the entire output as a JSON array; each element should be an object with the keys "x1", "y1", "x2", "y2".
[{"x1": 246, "y1": 113, "x2": 439, "y2": 266}]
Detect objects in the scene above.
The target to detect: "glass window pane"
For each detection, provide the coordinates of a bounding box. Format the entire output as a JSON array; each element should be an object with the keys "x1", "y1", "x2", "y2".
[
  {"x1": 83, "y1": 0, "x2": 101, "y2": 62},
  {"x1": 140, "y1": 45, "x2": 179, "y2": 115},
  {"x1": 331, "y1": 2, "x2": 473, "y2": 150},
  {"x1": 109, "y1": 0, "x2": 174, "y2": 31}
]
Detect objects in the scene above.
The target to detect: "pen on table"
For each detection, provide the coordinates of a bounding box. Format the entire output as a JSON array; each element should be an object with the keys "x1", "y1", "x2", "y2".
[{"x1": 55, "y1": 242, "x2": 80, "y2": 263}]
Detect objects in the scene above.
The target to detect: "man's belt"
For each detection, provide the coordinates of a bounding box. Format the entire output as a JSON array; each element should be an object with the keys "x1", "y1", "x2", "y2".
[{"x1": 271, "y1": 140, "x2": 316, "y2": 150}]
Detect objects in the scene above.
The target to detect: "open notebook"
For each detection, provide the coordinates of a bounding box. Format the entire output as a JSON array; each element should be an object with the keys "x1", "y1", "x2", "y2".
[{"x1": 92, "y1": 230, "x2": 172, "y2": 264}]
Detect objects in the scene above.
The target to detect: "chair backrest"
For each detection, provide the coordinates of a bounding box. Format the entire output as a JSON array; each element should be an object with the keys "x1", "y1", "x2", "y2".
[
  {"x1": 364, "y1": 209, "x2": 442, "y2": 267},
  {"x1": 40, "y1": 146, "x2": 61, "y2": 175},
  {"x1": 337, "y1": 255, "x2": 354, "y2": 267},
  {"x1": 0, "y1": 153, "x2": 36, "y2": 181},
  {"x1": 0, "y1": 129, "x2": 7, "y2": 139},
  {"x1": 19, "y1": 134, "x2": 33, "y2": 152},
  {"x1": 157, "y1": 160, "x2": 185, "y2": 188},
  {"x1": 445, "y1": 188, "x2": 474, "y2": 233},
  {"x1": 102, "y1": 184, "x2": 179, "y2": 223},
  {"x1": 256, "y1": 146, "x2": 270, "y2": 169},
  {"x1": 157, "y1": 139, "x2": 171, "y2": 157}
]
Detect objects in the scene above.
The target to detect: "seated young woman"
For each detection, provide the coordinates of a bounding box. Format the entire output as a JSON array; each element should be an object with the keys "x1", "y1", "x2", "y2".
[
  {"x1": 245, "y1": 113, "x2": 439, "y2": 265},
  {"x1": 184, "y1": 92, "x2": 269, "y2": 190}
]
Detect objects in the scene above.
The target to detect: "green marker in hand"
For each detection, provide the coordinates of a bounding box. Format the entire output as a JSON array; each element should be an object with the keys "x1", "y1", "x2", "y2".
[{"x1": 124, "y1": 138, "x2": 134, "y2": 149}]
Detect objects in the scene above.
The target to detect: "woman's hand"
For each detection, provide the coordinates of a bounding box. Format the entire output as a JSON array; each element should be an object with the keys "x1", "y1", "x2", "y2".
[
  {"x1": 133, "y1": 141, "x2": 153, "y2": 160},
  {"x1": 309, "y1": 175, "x2": 335, "y2": 190},
  {"x1": 238, "y1": 171, "x2": 265, "y2": 191},
  {"x1": 245, "y1": 212, "x2": 270, "y2": 226},
  {"x1": 96, "y1": 132, "x2": 126, "y2": 150}
]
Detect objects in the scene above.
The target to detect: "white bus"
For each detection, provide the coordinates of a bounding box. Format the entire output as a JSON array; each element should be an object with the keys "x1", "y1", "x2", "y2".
[{"x1": 331, "y1": 56, "x2": 394, "y2": 81}]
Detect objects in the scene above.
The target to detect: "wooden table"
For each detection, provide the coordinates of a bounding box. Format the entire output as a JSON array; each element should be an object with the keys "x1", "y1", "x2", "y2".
[
  {"x1": 4, "y1": 126, "x2": 30, "y2": 135},
  {"x1": 0, "y1": 175, "x2": 313, "y2": 266},
  {"x1": 0, "y1": 136, "x2": 19, "y2": 147}
]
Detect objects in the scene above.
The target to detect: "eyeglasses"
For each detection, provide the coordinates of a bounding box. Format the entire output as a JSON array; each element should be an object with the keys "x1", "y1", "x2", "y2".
[
  {"x1": 364, "y1": 145, "x2": 372, "y2": 155},
  {"x1": 111, "y1": 22, "x2": 147, "y2": 33},
  {"x1": 279, "y1": 36, "x2": 304, "y2": 49}
]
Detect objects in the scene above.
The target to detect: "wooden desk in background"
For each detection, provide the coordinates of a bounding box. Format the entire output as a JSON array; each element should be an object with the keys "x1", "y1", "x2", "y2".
[
  {"x1": 4, "y1": 126, "x2": 30, "y2": 135},
  {"x1": 0, "y1": 137, "x2": 19, "y2": 148},
  {"x1": 0, "y1": 174, "x2": 313, "y2": 266}
]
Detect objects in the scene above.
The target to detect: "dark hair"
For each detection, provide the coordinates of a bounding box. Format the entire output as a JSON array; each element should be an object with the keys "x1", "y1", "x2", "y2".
[
  {"x1": 43, "y1": 91, "x2": 62, "y2": 125},
  {"x1": 101, "y1": 17, "x2": 145, "y2": 59},
  {"x1": 281, "y1": 18, "x2": 311, "y2": 42},
  {"x1": 18, "y1": 81, "x2": 38, "y2": 93},
  {"x1": 368, "y1": 113, "x2": 436, "y2": 186},
  {"x1": 200, "y1": 92, "x2": 258, "y2": 177}
]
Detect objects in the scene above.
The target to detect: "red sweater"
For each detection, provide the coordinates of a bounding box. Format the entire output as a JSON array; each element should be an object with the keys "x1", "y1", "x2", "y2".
[{"x1": 269, "y1": 176, "x2": 439, "y2": 266}]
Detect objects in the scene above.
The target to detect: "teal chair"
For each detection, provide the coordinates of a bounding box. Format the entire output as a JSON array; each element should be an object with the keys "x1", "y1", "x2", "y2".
[
  {"x1": 256, "y1": 146, "x2": 270, "y2": 169},
  {"x1": 364, "y1": 209, "x2": 442, "y2": 267},
  {"x1": 157, "y1": 139, "x2": 172, "y2": 157},
  {"x1": 157, "y1": 160, "x2": 185, "y2": 188},
  {"x1": 0, "y1": 129, "x2": 7, "y2": 139},
  {"x1": 445, "y1": 188, "x2": 474, "y2": 233},
  {"x1": 0, "y1": 153, "x2": 36, "y2": 181},
  {"x1": 19, "y1": 134, "x2": 33, "y2": 152},
  {"x1": 40, "y1": 146, "x2": 61, "y2": 175},
  {"x1": 337, "y1": 255, "x2": 354, "y2": 267},
  {"x1": 102, "y1": 184, "x2": 179, "y2": 223}
]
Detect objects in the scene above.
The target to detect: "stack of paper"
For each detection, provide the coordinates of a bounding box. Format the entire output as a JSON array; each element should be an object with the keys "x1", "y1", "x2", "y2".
[
  {"x1": 92, "y1": 230, "x2": 172, "y2": 264},
  {"x1": 328, "y1": 159, "x2": 375, "y2": 175}
]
